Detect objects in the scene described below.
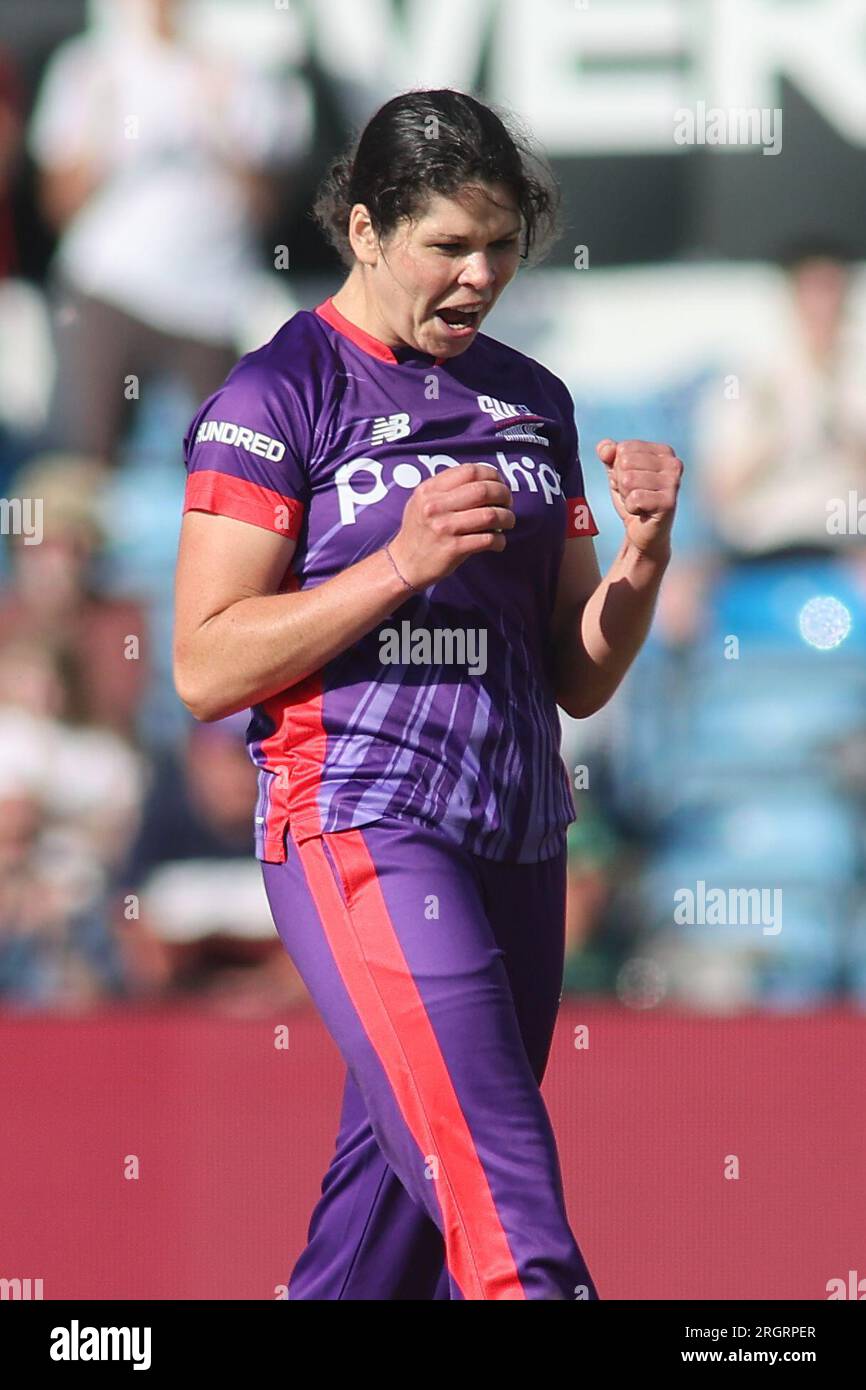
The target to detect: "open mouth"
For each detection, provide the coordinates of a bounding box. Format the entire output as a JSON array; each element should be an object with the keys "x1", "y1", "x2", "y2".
[{"x1": 435, "y1": 306, "x2": 481, "y2": 336}]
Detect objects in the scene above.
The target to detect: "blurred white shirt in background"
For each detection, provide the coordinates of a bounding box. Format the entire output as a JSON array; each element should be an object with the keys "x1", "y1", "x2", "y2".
[
  {"x1": 27, "y1": 16, "x2": 312, "y2": 344},
  {"x1": 696, "y1": 318, "x2": 866, "y2": 555}
]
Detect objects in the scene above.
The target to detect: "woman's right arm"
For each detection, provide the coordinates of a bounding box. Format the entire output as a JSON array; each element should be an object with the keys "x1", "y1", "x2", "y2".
[{"x1": 173, "y1": 462, "x2": 515, "y2": 722}]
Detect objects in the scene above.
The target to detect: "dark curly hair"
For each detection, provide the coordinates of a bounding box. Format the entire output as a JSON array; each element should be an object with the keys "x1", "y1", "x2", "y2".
[{"x1": 311, "y1": 88, "x2": 561, "y2": 270}]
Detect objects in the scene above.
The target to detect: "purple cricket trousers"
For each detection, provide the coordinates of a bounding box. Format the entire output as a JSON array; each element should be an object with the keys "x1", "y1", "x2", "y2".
[{"x1": 261, "y1": 813, "x2": 599, "y2": 1301}]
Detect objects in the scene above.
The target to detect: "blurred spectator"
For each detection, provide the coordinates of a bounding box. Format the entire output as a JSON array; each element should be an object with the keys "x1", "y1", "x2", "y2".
[
  {"x1": 0, "y1": 43, "x2": 23, "y2": 280},
  {"x1": 0, "y1": 793, "x2": 127, "y2": 1012},
  {"x1": 27, "y1": 0, "x2": 313, "y2": 464},
  {"x1": 698, "y1": 239, "x2": 866, "y2": 563},
  {"x1": 0, "y1": 41, "x2": 41, "y2": 494},
  {"x1": 563, "y1": 806, "x2": 621, "y2": 994},
  {"x1": 112, "y1": 712, "x2": 306, "y2": 1014},
  {"x1": 654, "y1": 241, "x2": 866, "y2": 648},
  {"x1": 0, "y1": 452, "x2": 149, "y2": 740},
  {"x1": 0, "y1": 638, "x2": 145, "y2": 1011}
]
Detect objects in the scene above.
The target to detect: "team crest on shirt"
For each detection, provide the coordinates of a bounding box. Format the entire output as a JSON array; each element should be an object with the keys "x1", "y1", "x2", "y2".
[{"x1": 476, "y1": 395, "x2": 550, "y2": 447}]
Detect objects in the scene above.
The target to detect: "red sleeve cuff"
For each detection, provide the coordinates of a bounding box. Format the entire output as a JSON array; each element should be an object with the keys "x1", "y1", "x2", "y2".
[
  {"x1": 565, "y1": 497, "x2": 599, "y2": 538},
  {"x1": 183, "y1": 470, "x2": 304, "y2": 539}
]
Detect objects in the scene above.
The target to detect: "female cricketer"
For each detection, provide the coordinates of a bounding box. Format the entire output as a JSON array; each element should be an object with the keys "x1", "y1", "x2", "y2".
[{"x1": 173, "y1": 89, "x2": 683, "y2": 1300}]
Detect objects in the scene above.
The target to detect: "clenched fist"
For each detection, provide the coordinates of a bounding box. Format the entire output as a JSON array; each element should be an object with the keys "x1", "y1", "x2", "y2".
[
  {"x1": 596, "y1": 438, "x2": 683, "y2": 560},
  {"x1": 388, "y1": 462, "x2": 515, "y2": 590}
]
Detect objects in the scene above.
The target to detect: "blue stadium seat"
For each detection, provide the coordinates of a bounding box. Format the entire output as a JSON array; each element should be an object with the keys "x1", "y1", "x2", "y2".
[{"x1": 644, "y1": 782, "x2": 860, "y2": 889}]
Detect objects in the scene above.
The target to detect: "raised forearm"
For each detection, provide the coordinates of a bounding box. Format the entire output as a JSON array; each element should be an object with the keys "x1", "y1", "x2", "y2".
[
  {"x1": 178, "y1": 547, "x2": 412, "y2": 722},
  {"x1": 555, "y1": 537, "x2": 670, "y2": 718}
]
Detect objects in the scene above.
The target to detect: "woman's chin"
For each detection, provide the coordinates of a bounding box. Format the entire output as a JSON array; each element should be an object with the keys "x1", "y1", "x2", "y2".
[{"x1": 425, "y1": 319, "x2": 479, "y2": 356}]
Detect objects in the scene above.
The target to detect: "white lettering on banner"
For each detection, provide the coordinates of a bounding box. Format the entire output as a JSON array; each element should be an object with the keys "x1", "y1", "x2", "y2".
[
  {"x1": 306, "y1": 0, "x2": 491, "y2": 99},
  {"x1": 305, "y1": 0, "x2": 866, "y2": 152},
  {"x1": 195, "y1": 420, "x2": 286, "y2": 462},
  {"x1": 335, "y1": 451, "x2": 562, "y2": 525},
  {"x1": 491, "y1": 0, "x2": 688, "y2": 152}
]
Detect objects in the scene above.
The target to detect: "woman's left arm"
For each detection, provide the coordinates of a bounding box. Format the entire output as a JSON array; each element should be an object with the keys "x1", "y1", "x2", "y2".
[{"x1": 551, "y1": 437, "x2": 683, "y2": 719}]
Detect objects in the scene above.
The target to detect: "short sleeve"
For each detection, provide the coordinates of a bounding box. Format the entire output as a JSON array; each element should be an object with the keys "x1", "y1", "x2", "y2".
[
  {"x1": 182, "y1": 360, "x2": 310, "y2": 540},
  {"x1": 552, "y1": 378, "x2": 599, "y2": 539}
]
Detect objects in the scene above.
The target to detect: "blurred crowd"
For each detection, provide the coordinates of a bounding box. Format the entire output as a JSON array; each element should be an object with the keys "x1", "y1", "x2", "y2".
[
  {"x1": 562, "y1": 244, "x2": 866, "y2": 1012},
  {"x1": 0, "y1": 0, "x2": 312, "y2": 1014},
  {"x1": 0, "y1": 0, "x2": 865, "y2": 1015}
]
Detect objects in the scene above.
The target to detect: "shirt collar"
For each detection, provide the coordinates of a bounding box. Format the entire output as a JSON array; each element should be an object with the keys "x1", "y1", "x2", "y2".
[{"x1": 314, "y1": 296, "x2": 446, "y2": 368}]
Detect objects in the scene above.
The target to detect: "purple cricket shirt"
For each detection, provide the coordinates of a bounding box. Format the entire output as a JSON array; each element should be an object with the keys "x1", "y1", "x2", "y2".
[{"x1": 182, "y1": 295, "x2": 599, "y2": 863}]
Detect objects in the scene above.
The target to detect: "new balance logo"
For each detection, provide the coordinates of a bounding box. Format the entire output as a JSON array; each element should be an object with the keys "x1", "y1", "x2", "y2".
[
  {"x1": 195, "y1": 420, "x2": 286, "y2": 462},
  {"x1": 371, "y1": 413, "x2": 411, "y2": 443}
]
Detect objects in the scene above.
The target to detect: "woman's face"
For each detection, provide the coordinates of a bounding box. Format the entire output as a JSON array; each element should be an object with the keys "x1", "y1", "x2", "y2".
[{"x1": 355, "y1": 181, "x2": 523, "y2": 359}]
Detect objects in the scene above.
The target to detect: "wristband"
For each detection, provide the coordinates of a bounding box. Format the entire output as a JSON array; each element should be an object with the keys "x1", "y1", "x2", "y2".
[{"x1": 383, "y1": 542, "x2": 416, "y2": 593}]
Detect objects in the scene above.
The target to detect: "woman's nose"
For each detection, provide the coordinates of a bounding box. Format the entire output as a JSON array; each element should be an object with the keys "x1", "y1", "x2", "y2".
[{"x1": 458, "y1": 252, "x2": 497, "y2": 291}]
